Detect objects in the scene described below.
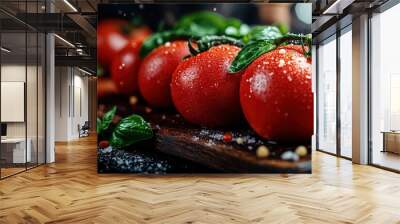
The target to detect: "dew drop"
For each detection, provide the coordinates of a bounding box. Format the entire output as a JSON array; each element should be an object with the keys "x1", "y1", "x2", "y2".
[{"x1": 278, "y1": 59, "x2": 285, "y2": 67}]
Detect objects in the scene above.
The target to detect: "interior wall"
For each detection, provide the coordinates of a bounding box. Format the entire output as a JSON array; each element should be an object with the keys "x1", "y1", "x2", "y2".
[{"x1": 55, "y1": 67, "x2": 89, "y2": 141}]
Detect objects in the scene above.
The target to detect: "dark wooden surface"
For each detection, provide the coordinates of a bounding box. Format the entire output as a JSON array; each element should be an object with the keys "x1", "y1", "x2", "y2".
[
  {"x1": 98, "y1": 98, "x2": 311, "y2": 173},
  {"x1": 145, "y1": 112, "x2": 311, "y2": 173}
]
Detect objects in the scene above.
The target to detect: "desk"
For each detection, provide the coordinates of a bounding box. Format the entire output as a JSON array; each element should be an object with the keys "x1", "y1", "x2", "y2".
[
  {"x1": 1, "y1": 138, "x2": 31, "y2": 163},
  {"x1": 382, "y1": 131, "x2": 400, "y2": 154}
]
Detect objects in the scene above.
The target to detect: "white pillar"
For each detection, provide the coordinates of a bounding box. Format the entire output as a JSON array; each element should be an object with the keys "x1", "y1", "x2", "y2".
[
  {"x1": 46, "y1": 0, "x2": 55, "y2": 163},
  {"x1": 352, "y1": 14, "x2": 369, "y2": 164}
]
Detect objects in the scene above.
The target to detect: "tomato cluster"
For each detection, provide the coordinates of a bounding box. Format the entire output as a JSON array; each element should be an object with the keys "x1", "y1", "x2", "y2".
[
  {"x1": 97, "y1": 19, "x2": 151, "y2": 95},
  {"x1": 97, "y1": 16, "x2": 313, "y2": 143}
]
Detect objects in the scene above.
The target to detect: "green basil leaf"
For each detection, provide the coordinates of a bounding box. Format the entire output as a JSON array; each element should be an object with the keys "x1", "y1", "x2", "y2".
[
  {"x1": 110, "y1": 114, "x2": 153, "y2": 148},
  {"x1": 140, "y1": 12, "x2": 246, "y2": 57},
  {"x1": 228, "y1": 40, "x2": 276, "y2": 73},
  {"x1": 174, "y1": 11, "x2": 227, "y2": 35},
  {"x1": 243, "y1": 26, "x2": 282, "y2": 44},
  {"x1": 229, "y1": 33, "x2": 312, "y2": 73},
  {"x1": 275, "y1": 23, "x2": 289, "y2": 35},
  {"x1": 224, "y1": 24, "x2": 250, "y2": 38},
  {"x1": 97, "y1": 118, "x2": 102, "y2": 134},
  {"x1": 99, "y1": 106, "x2": 116, "y2": 134}
]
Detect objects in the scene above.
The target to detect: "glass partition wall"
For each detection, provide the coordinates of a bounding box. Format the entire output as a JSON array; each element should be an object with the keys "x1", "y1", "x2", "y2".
[
  {"x1": 370, "y1": 3, "x2": 400, "y2": 171},
  {"x1": 0, "y1": 2, "x2": 46, "y2": 179},
  {"x1": 316, "y1": 25, "x2": 353, "y2": 159},
  {"x1": 339, "y1": 26, "x2": 352, "y2": 159}
]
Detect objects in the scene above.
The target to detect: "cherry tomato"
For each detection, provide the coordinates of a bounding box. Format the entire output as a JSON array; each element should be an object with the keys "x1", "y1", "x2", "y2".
[
  {"x1": 110, "y1": 41, "x2": 142, "y2": 95},
  {"x1": 129, "y1": 26, "x2": 152, "y2": 45},
  {"x1": 138, "y1": 41, "x2": 190, "y2": 108},
  {"x1": 97, "y1": 19, "x2": 129, "y2": 68},
  {"x1": 171, "y1": 45, "x2": 243, "y2": 127},
  {"x1": 240, "y1": 45, "x2": 313, "y2": 142}
]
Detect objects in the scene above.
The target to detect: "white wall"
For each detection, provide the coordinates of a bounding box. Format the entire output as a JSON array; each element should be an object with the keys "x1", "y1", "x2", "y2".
[{"x1": 54, "y1": 67, "x2": 89, "y2": 141}]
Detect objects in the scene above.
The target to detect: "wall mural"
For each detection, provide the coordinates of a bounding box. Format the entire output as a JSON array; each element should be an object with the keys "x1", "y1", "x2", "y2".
[{"x1": 97, "y1": 3, "x2": 313, "y2": 173}]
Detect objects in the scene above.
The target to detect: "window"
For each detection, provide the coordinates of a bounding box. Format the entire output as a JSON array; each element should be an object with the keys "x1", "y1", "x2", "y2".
[
  {"x1": 317, "y1": 35, "x2": 337, "y2": 154},
  {"x1": 339, "y1": 27, "x2": 352, "y2": 158},
  {"x1": 370, "y1": 3, "x2": 400, "y2": 171}
]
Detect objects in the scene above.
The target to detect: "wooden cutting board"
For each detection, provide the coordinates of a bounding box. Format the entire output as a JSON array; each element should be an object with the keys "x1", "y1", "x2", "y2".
[{"x1": 144, "y1": 112, "x2": 311, "y2": 173}]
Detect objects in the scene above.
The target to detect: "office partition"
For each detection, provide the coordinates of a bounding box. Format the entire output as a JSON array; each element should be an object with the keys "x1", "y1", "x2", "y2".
[{"x1": 0, "y1": 0, "x2": 47, "y2": 179}]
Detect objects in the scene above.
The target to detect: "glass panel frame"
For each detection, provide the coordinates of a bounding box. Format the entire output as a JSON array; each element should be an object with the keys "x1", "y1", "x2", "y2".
[
  {"x1": 0, "y1": 0, "x2": 47, "y2": 179},
  {"x1": 0, "y1": 26, "x2": 28, "y2": 178},
  {"x1": 315, "y1": 23, "x2": 353, "y2": 160},
  {"x1": 339, "y1": 25, "x2": 353, "y2": 159},
  {"x1": 317, "y1": 34, "x2": 338, "y2": 155},
  {"x1": 369, "y1": 3, "x2": 400, "y2": 172}
]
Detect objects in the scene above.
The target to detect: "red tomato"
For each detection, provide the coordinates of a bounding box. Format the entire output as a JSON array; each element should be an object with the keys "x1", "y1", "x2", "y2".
[
  {"x1": 129, "y1": 26, "x2": 152, "y2": 45},
  {"x1": 171, "y1": 45, "x2": 243, "y2": 127},
  {"x1": 110, "y1": 41, "x2": 142, "y2": 95},
  {"x1": 138, "y1": 41, "x2": 190, "y2": 108},
  {"x1": 97, "y1": 19, "x2": 129, "y2": 68},
  {"x1": 240, "y1": 45, "x2": 313, "y2": 142}
]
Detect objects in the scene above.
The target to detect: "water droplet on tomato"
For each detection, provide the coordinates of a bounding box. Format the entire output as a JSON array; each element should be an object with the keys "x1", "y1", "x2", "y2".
[
  {"x1": 251, "y1": 73, "x2": 267, "y2": 95},
  {"x1": 278, "y1": 59, "x2": 285, "y2": 67}
]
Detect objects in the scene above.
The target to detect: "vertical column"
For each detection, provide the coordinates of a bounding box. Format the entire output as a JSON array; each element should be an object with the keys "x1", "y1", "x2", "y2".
[
  {"x1": 46, "y1": 0, "x2": 55, "y2": 163},
  {"x1": 312, "y1": 45, "x2": 317, "y2": 151},
  {"x1": 352, "y1": 14, "x2": 369, "y2": 164}
]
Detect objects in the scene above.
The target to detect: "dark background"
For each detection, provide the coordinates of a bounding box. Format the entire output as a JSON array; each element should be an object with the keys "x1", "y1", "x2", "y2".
[{"x1": 98, "y1": 3, "x2": 311, "y2": 34}]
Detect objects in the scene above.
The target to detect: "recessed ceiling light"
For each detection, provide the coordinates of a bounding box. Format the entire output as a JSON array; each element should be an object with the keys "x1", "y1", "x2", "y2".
[
  {"x1": 78, "y1": 67, "x2": 93, "y2": 76},
  {"x1": 63, "y1": 0, "x2": 78, "y2": 12},
  {"x1": 54, "y1": 34, "x2": 75, "y2": 48},
  {"x1": 322, "y1": 0, "x2": 354, "y2": 15},
  {"x1": 1, "y1": 47, "x2": 11, "y2": 53}
]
